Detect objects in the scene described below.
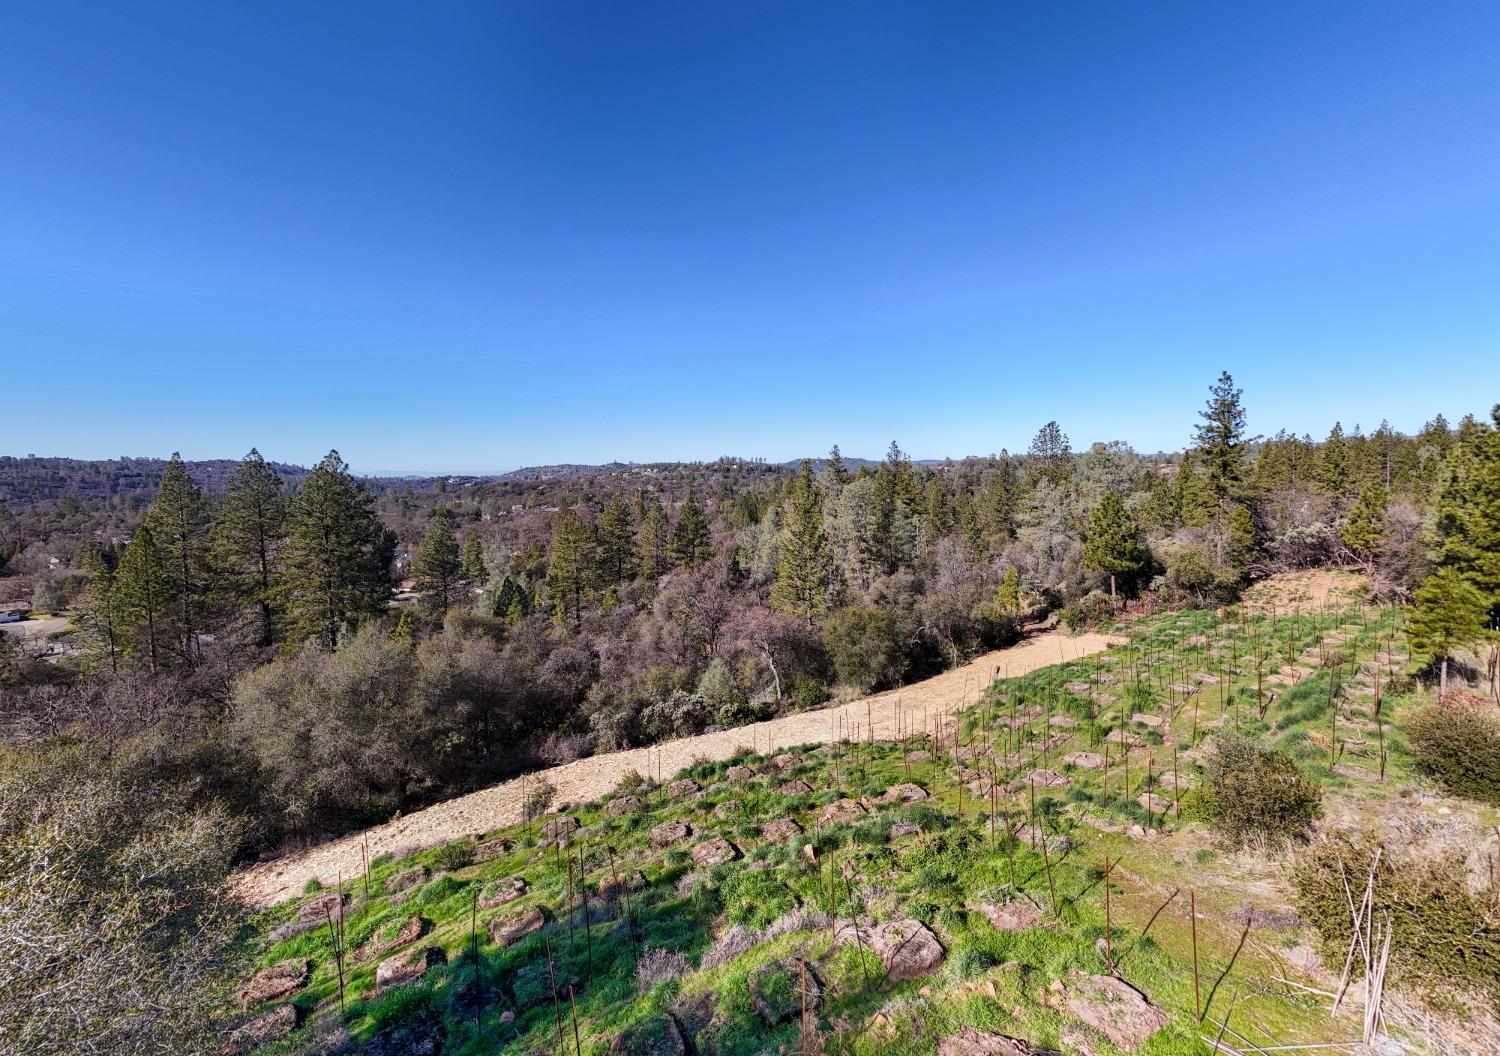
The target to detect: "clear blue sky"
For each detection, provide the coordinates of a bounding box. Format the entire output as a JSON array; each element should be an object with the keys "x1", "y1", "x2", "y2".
[{"x1": 4, "y1": 3, "x2": 1498, "y2": 473}]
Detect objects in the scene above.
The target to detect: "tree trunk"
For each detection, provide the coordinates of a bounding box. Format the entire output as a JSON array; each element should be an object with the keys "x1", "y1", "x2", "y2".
[
  {"x1": 1439, "y1": 656, "x2": 1448, "y2": 700},
  {"x1": 1109, "y1": 574, "x2": 1117, "y2": 605}
]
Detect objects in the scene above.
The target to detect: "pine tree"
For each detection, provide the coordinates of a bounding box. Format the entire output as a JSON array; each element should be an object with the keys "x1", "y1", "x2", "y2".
[
  {"x1": 1340, "y1": 482, "x2": 1388, "y2": 564},
  {"x1": 1193, "y1": 371, "x2": 1250, "y2": 504},
  {"x1": 954, "y1": 491, "x2": 984, "y2": 557},
  {"x1": 1319, "y1": 422, "x2": 1349, "y2": 499},
  {"x1": 1408, "y1": 568, "x2": 1490, "y2": 697},
  {"x1": 1027, "y1": 422, "x2": 1072, "y2": 487},
  {"x1": 1226, "y1": 504, "x2": 1258, "y2": 571},
  {"x1": 112, "y1": 525, "x2": 170, "y2": 673},
  {"x1": 547, "y1": 509, "x2": 598, "y2": 631},
  {"x1": 923, "y1": 477, "x2": 953, "y2": 537},
  {"x1": 596, "y1": 493, "x2": 636, "y2": 582},
  {"x1": 278, "y1": 451, "x2": 394, "y2": 650},
  {"x1": 637, "y1": 499, "x2": 674, "y2": 579},
  {"x1": 460, "y1": 535, "x2": 486, "y2": 583},
  {"x1": 414, "y1": 507, "x2": 462, "y2": 614},
  {"x1": 79, "y1": 545, "x2": 122, "y2": 672},
  {"x1": 826, "y1": 444, "x2": 850, "y2": 487},
  {"x1": 979, "y1": 461, "x2": 1018, "y2": 548},
  {"x1": 1082, "y1": 492, "x2": 1141, "y2": 601},
  {"x1": 673, "y1": 490, "x2": 712, "y2": 568},
  {"x1": 1172, "y1": 453, "x2": 1214, "y2": 529},
  {"x1": 213, "y1": 448, "x2": 287, "y2": 645},
  {"x1": 1429, "y1": 407, "x2": 1500, "y2": 624},
  {"x1": 146, "y1": 453, "x2": 212, "y2": 665},
  {"x1": 771, "y1": 461, "x2": 833, "y2": 624}
]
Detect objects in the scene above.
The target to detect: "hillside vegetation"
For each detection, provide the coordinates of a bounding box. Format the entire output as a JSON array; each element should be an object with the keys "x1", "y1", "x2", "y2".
[{"x1": 221, "y1": 595, "x2": 1499, "y2": 1056}]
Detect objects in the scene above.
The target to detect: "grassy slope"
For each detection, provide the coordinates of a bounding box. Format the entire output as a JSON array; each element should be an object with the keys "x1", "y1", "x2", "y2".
[{"x1": 240, "y1": 597, "x2": 1464, "y2": 1056}]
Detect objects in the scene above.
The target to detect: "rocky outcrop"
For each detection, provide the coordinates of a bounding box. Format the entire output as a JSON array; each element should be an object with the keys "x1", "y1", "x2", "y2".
[
  {"x1": 236, "y1": 958, "x2": 309, "y2": 1009},
  {"x1": 1064, "y1": 973, "x2": 1167, "y2": 1052},
  {"x1": 488, "y1": 905, "x2": 546, "y2": 948},
  {"x1": 835, "y1": 918, "x2": 945, "y2": 980},
  {"x1": 375, "y1": 946, "x2": 446, "y2": 992},
  {"x1": 691, "y1": 837, "x2": 740, "y2": 866},
  {"x1": 650, "y1": 821, "x2": 692, "y2": 847},
  {"x1": 221, "y1": 1003, "x2": 299, "y2": 1054}
]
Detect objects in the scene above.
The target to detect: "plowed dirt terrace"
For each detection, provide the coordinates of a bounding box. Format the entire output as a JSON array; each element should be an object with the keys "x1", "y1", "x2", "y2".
[{"x1": 230, "y1": 626, "x2": 1119, "y2": 907}]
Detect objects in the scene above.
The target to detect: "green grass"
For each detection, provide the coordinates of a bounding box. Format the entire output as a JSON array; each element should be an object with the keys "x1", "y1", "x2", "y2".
[{"x1": 236, "y1": 599, "x2": 1436, "y2": 1055}]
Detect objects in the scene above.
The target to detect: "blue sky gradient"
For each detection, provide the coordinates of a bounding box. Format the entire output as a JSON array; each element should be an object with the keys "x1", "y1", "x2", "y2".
[{"x1": 4, "y1": 2, "x2": 1499, "y2": 472}]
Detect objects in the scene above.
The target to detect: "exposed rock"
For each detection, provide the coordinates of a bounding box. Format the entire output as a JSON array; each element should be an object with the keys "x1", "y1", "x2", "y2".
[
  {"x1": 356, "y1": 915, "x2": 427, "y2": 960},
  {"x1": 236, "y1": 958, "x2": 310, "y2": 1008},
  {"x1": 650, "y1": 821, "x2": 692, "y2": 847},
  {"x1": 1136, "y1": 793, "x2": 1170, "y2": 815},
  {"x1": 478, "y1": 876, "x2": 527, "y2": 908},
  {"x1": 1064, "y1": 973, "x2": 1167, "y2": 1052},
  {"x1": 606, "y1": 796, "x2": 642, "y2": 816},
  {"x1": 473, "y1": 837, "x2": 511, "y2": 861},
  {"x1": 889, "y1": 819, "x2": 923, "y2": 838},
  {"x1": 835, "y1": 918, "x2": 945, "y2": 980},
  {"x1": 714, "y1": 801, "x2": 740, "y2": 821},
  {"x1": 691, "y1": 837, "x2": 740, "y2": 866},
  {"x1": 936, "y1": 1027, "x2": 1032, "y2": 1056},
  {"x1": 906, "y1": 750, "x2": 932, "y2": 762},
  {"x1": 748, "y1": 958, "x2": 822, "y2": 1025},
  {"x1": 880, "y1": 783, "x2": 929, "y2": 803},
  {"x1": 975, "y1": 899, "x2": 1043, "y2": 931},
  {"x1": 1133, "y1": 714, "x2": 1167, "y2": 730},
  {"x1": 761, "y1": 817, "x2": 803, "y2": 842},
  {"x1": 667, "y1": 779, "x2": 701, "y2": 798},
  {"x1": 375, "y1": 946, "x2": 446, "y2": 992},
  {"x1": 599, "y1": 870, "x2": 648, "y2": 900},
  {"x1": 771, "y1": 753, "x2": 799, "y2": 770},
  {"x1": 387, "y1": 864, "x2": 429, "y2": 896},
  {"x1": 1025, "y1": 769, "x2": 1068, "y2": 788},
  {"x1": 1048, "y1": 716, "x2": 1079, "y2": 728},
  {"x1": 295, "y1": 891, "x2": 344, "y2": 925},
  {"x1": 724, "y1": 765, "x2": 755, "y2": 781},
  {"x1": 488, "y1": 905, "x2": 546, "y2": 947},
  {"x1": 1011, "y1": 826, "x2": 1071, "y2": 856},
  {"x1": 1064, "y1": 682, "x2": 1093, "y2": 694},
  {"x1": 778, "y1": 780, "x2": 814, "y2": 796},
  {"x1": 1104, "y1": 730, "x2": 1144, "y2": 747},
  {"x1": 611, "y1": 1015, "x2": 687, "y2": 1056},
  {"x1": 542, "y1": 815, "x2": 580, "y2": 840},
  {"x1": 819, "y1": 798, "x2": 868, "y2": 825},
  {"x1": 222, "y1": 1003, "x2": 299, "y2": 1055},
  {"x1": 1063, "y1": 751, "x2": 1106, "y2": 771}
]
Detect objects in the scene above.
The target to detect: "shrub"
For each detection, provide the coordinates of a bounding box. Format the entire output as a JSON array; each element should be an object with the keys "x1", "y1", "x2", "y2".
[
  {"x1": 636, "y1": 946, "x2": 690, "y2": 992},
  {"x1": 1058, "y1": 606, "x2": 1084, "y2": 633},
  {"x1": 1290, "y1": 832, "x2": 1500, "y2": 1005},
  {"x1": 1199, "y1": 734, "x2": 1320, "y2": 846},
  {"x1": 1407, "y1": 699, "x2": 1500, "y2": 804},
  {"x1": 822, "y1": 605, "x2": 900, "y2": 693},
  {"x1": 522, "y1": 778, "x2": 556, "y2": 822},
  {"x1": 431, "y1": 839, "x2": 475, "y2": 872}
]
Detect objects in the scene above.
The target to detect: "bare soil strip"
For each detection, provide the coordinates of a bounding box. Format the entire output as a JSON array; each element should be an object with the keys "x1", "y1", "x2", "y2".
[{"x1": 229, "y1": 627, "x2": 1120, "y2": 907}]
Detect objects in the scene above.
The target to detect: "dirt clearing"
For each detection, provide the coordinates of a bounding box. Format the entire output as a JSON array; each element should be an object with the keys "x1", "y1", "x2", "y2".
[{"x1": 229, "y1": 626, "x2": 1119, "y2": 908}]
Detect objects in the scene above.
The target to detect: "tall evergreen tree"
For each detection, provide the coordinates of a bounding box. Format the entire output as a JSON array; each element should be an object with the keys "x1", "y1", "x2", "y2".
[
  {"x1": 1193, "y1": 371, "x2": 1250, "y2": 504},
  {"x1": 213, "y1": 448, "x2": 287, "y2": 645},
  {"x1": 637, "y1": 499, "x2": 674, "y2": 579},
  {"x1": 826, "y1": 444, "x2": 850, "y2": 487},
  {"x1": 1027, "y1": 421, "x2": 1072, "y2": 487},
  {"x1": 596, "y1": 493, "x2": 636, "y2": 582},
  {"x1": 112, "y1": 525, "x2": 169, "y2": 673},
  {"x1": 413, "y1": 507, "x2": 462, "y2": 614},
  {"x1": 1429, "y1": 407, "x2": 1500, "y2": 626},
  {"x1": 923, "y1": 476, "x2": 953, "y2": 537},
  {"x1": 79, "y1": 545, "x2": 122, "y2": 672},
  {"x1": 1082, "y1": 492, "x2": 1141, "y2": 601},
  {"x1": 772, "y1": 461, "x2": 833, "y2": 624},
  {"x1": 994, "y1": 566, "x2": 1022, "y2": 616},
  {"x1": 547, "y1": 508, "x2": 598, "y2": 631},
  {"x1": 1340, "y1": 482, "x2": 1389, "y2": 564},
  {"x1": 277, "y1": 451, "x2": 394, "y2": 650},
  {"x1": 146, "y1": 454, "x2": 213, "y2": 664},
  {"x1": 674, "y1": 490, "x2": 712, "y2": 568},
  {"x1": 460, "y1": 535, "x2": 486, "y2": 583}
]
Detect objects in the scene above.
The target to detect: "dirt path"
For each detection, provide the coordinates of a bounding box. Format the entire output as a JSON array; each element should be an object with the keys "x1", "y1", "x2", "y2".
[{"x1": 229, "y1": 627, "x2": 1120, "y2": 907}]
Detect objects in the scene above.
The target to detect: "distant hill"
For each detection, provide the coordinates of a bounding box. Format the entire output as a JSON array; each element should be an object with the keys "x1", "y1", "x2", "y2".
[{"x1": 0, "y1": 455, "x2": 495, "y2": 510}]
